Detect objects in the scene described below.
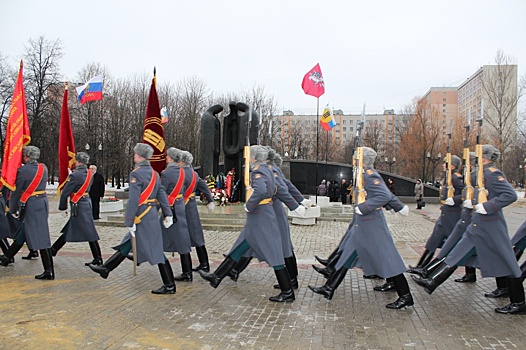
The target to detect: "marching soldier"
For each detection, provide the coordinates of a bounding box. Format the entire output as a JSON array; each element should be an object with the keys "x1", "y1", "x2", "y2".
[
  {"x1": 413, "y1": 145, "x2": 525, "y2": 314},
  {"x1": 179, "y1": 151, "x2": 215, "y2": 273},
  {"x1": 50, "y1": 152, "x2": 103, "y2": 266},
  {"x1": 408, "y1": 155, "x2": 465, "y2": 274},
  {"x1": 309, "y1": 147, "x2": 414, "y2": 309},
  {"x1": 89, "y1": 143, "x2": 175, "y2": 294},
  {"x1": 0, "y1": 146, "x2": 54, "y2": 280},
  {"x1": 199, "y1": 145, "x2": 296, "y2": 302},
  {"x1": 161, "y1": 147, "x2": 193, "y2": 281}
]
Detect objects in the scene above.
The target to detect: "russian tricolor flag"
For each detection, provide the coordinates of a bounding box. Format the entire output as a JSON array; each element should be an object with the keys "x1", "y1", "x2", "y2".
[{"x1": 76, "y1": 75, "x2": 103, "y2": 105}]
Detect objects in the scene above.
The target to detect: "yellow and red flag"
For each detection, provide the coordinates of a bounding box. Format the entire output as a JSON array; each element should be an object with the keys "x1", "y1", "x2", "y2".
[
  {"x1": 1, "y1": 60, "x2": 31, "y2": 190},
  {"x1": 142, "y1": 68, "x2": 166, "y2": 173},
  {"x1": 57, "y1": 85, "x2": 76, "y2": 196}
]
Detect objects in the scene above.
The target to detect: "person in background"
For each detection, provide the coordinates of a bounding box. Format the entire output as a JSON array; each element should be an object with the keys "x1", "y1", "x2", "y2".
[
  {"x1": 387, "y1": 178, "x2": 396, "y2": 194},
  {"x1": 415, "y1": 179, "x2": 424, "y2": 210},
  {"x1": 89, "y1": 165, "x2": 105, "y2": 220},
  {"x1": 341, "y1": 179, "x2": 348, "y2": 204},
  {"x1": 317, "y1": 179, "x2": 327, "y2": 196}
]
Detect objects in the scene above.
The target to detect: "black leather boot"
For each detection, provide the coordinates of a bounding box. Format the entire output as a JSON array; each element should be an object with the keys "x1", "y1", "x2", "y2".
[
  {"x1": 269, "y1": 268, "x2": 295, "y2": 302},
  {"x1": 386, "y1": 274, "x2": 414, "y2": 309},
  {"x1": 514, "y1": 246, "x2": 524, "y2": 261},
  {"x1": 408, "y1": 257, "x2": 444, "y2": 278},
  {"x1": 408, "y1": 249, "x2": 434, "y2": 271},
  {"x1": 0, "y1": 239, "x2": 15, "y2": 263},
  {"x1": 454, "y1": 266, "x2": 477, "y2": 283},
  {"x1": 21, "y1": 249, "x2": 39, "y2": 260},
  {"x1": 192, "y1": 245, "x2": 210, "y2": 272},
  {"x1": 152, "y1": 261, "x2": 176, "y2": 294},
  {"x1": 85, "y1": 241, "x2": 103, "y2": 266},
  {"x1": 198, "y1": 256, "x2": 236, "y2": 288},
  {"x1": 274, "y1": 255, "x2": 299, "y2": 289},
  {"x1": 0, "y1": 241, "x2": 23, "y2": 266},
  {"x1": 485, "y1": 277, "x2": 509, "y2": 298},
  {"x1": 314, "y1": 249, "x2": 339, "y2": 266},
  {"x1": 374, "y1": 278, "x2": 395, "y2": 292},
  {"x1": 520, "y1": 260, "x2": 526, "y2": 282},
  {"x1": 227, "y1": 256, "x2": 252, "y2": 282},
  {"x1": 174, "y1": 253, "x2": 193, "y2": 281},
  {"x1": 50, "y1": 233, "x2": 67, "y2": 257},
  {"x1": 312, "y1": 264, "x2": 334, "y2": 279},
  {"x1": 35, "y1": 249, "x2": 54, "y2": 280},
  {"x1": 89, "y1": 251, "x2": 126, "y2": 279},
  {"x1": 495, "y1": 277, "x2": 526, "y2": 314},
  {"x1": 412, "y1": 262, "x2": 457, "y2": 294},
  {"x1": 308, "y1": 267, "x2": 348, "y2": 300}
]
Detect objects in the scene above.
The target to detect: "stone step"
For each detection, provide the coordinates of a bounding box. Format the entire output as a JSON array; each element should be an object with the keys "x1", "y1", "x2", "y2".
[{"x1": 201, "y1": 223, "x2": 245, "y2": 231}]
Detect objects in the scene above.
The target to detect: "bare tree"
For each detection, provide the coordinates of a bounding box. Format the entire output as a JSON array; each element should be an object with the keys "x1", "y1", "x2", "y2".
[
  {"x1": 23, "y1": 36, "x2": 64, "y2": 178},
  {"x1": 0, "y1": 53, "x2": 17, "y2": 152},
  {"x1": 482, "y1": 50, "x2": 526, "y2": 174}
]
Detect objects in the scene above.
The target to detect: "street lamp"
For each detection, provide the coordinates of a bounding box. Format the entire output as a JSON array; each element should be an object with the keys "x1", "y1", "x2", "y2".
[
  {"x1": 385, "y1": 156, "x2": 396, "y2": 173},
  {"x1": 427, "y1": 152, "x2": 442, "y2": 184},
  {"x1": 98, "y1": 143, "x2": 103, "y2": 171}
]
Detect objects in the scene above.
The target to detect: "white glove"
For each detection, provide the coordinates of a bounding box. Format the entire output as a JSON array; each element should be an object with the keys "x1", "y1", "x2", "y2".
[
  {"x1": 300, "y1": 199, "x2": 309, "y2": 208},
  {"x1": 244, "y1": 203, "x2": 250, "y2": 212},
  {"x1": 475, "y1": 203, "x2": 487, "y2": 215},
  {"x1": 354, "y1": 206, "x2": 363, "y2": 215},
  {"x1": 399, "y1": 205, "x2": 409, "y2": 216},
  {"x1": 294, "y1": 205, "x2": 306, "y2": 217},
  {"x1": 128, "y1": 224, "x2": 136, "y2": 234},
  {"x1": 163, "y1": 216, "x2": 173, "y2": 228},
  {"x1": 445, "y1": 197, "x2": 455, "y2": 206},
  {"x1": 463, "y1": 199, "x2": 473, "y2": 209},
  {"x1": 207, "y1": 202, "x2": 215, "y2": 212},
  {"x1": 61, "y1": 210, "x2": 68, "y2": 218}
]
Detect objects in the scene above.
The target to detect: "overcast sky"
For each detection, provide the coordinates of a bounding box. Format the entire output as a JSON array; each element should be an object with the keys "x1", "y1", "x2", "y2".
[{"x1": 2, "y1": 0, "x2": 525, "y2": 115}]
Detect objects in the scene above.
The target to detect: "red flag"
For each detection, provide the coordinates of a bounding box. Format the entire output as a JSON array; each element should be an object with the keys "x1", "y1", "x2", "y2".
[
  {"x1": 301, "y1": 63, "x2": 325, "y2": 98},
  {"x1": 142, "y1": 72, "x2": 166, "y2": 173},
  {"x1": 1, "y1": 60, "x2": 31, "y2": 190},
  {"x1": 57, "y1": 86, "x2": 76, "y2": 196}
]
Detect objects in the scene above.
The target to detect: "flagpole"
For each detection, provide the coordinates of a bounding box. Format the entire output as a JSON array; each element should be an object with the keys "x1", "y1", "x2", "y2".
[{"x1": 315, "y1": 98, "x2": 319, "y2": 203}]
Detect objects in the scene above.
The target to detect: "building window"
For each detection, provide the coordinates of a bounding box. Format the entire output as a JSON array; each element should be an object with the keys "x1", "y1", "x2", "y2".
[
  {"x1": 350, "y1": 127, "x2": 354, "y2": 131},
  {"x1": 443, "y1": 98, "x2": 446, "y2": 102},
  {"x1": 343, "y1": 120, "x2": 346, "y2": 125},
  {"x1": 443, "y1": 109, "x2": 446, "y2": 112},
  {"x1": 343, "y1": 127, "x2": 346, "y2": 131}
]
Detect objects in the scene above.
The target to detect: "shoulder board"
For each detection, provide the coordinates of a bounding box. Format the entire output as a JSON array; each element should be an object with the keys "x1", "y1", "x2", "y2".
[
  {"x1": 497, "y1": 176, "x2": 505, "y2": 182},
  {"x1": 131, "y1": 167, "x2": 139, "y2": 173},
  {"x1": 254, "y1": 165, "x2": 259, "y2": 170},
  {"x1": 454, "y1": 173, "x2": 462, "y2": 177},
  {"x1": 366, "y1": 169, "x2": 374, "y2": 175},
  {"x1": 488, "y1": 167, "x2": 497, "y2": 172},
  {"x1": 255, "y1": 174, "x2": 261, "y2": 179},
  {"x1": 274, "y1": 173, "x2": 278, "y2": 178}
]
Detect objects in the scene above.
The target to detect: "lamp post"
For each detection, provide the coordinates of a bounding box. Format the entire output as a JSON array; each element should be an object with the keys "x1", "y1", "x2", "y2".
[
  {"x1": 98, "y1": 143, "x2": 103, "y2": 171},
  {"x1": 385, "y1": 156, "x2": 396, "y2": 173},
  {"x1": 427, "y1": 152, "x2": 441, "y2": 184},
  {"x1": 85, "y1": 143, "x2": 90, "y2": 155}
]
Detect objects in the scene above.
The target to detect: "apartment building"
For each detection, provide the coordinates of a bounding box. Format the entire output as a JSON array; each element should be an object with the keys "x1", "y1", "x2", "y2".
[{"x1": 421, "y1": 87, "x2": 458, "y2": 134}]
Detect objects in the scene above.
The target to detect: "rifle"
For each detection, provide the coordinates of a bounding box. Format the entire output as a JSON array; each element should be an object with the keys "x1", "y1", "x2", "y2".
[
  {"x1": 243, "y1": 105, "x2": 253, "y2": 201},
  {"x1": 443, "y1": 120, "x2": 454, "y2": 203},
  {"x1": 353, "y1": 104, "x2": 366, "y2": 205},
  {"x1": 475, "y1": 99, "x2": 487, "y2": 204},
  {"x1": 462, "y1": 108, "x2": 474, "y2": 201}
]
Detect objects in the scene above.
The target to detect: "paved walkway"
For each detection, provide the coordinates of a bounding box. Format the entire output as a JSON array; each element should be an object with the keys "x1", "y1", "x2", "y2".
[{"x1": 1, "y1": 200, "x2": 526, "y2": 349}]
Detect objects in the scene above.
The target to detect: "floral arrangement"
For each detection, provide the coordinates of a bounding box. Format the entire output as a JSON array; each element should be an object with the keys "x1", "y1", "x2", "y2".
[
  {"x1": 101, "y1": 197, "x2": 120, "y2": 202},
  {"x1": 211, "y1": 187, "x2": 228, "y2": 206}
]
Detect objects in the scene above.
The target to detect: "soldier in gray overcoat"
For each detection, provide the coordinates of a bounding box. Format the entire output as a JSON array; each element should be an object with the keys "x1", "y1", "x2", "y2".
[
  {"x1": 309, "y1": 147, "x2": 414, "y2": 309},
  {"x1": 413, "y1": 145, "x2": 524, "y2": 314},
  {"x1": 408, "y1": 155, "x2": 465, "y2": 273},
  {"x1": 409, "y1": 152, "x2": 477, "y2": 281},
  {"x1": 0, "y1": 146, "x2": 54, "y2": 280},
  {"x1": 160, "y1": 147, "x2": 193, "y2": 281},
  {"x1": 226, "y1": 150, "x2": 307, "y2": 287},
  {"x1": 89, "y1": 143, "x2": 176, "y2": 295},
  {"x1": 179, "y1": 151, "x2": 215, "y2": 273},
  {"x1": 199, "y1": 145, "x2": 296, "y2": 303},
  {"x1": 50, "y1": 152, "x2": 103, "y2": 266}
]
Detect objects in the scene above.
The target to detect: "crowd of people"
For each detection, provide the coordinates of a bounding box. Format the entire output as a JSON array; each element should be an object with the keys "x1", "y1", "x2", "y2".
[{"x1": 1, "y1": 143, "x2": 524, "y2": 315}]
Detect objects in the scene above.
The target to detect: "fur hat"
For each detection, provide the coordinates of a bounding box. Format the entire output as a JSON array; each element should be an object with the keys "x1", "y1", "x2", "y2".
[
  {"x1": 274, "y1": 154, "x2": 283, "y2": 167},
  {"x1": 443, "y1": 155, "x2": 461, "y2": 168},
  {"x1": 23, "y1": 146, "x2": 40, "y2": 160},
  {"x1": 167, "y1": 147, "x2": 184, "y2": 163},
  {"x1": 133, "y1": 143, "x2": 154, "y2": 160},
  {"x1": 362, "y1": 147, "x2": 377, "y2": 166},
  {"x1": 75, "y1": 152, "x2": 90, "y2": 164},
  {"x1": 182, "y1": 151, "x2": 194, "y2": 166},
  {"x1": 482, "y1": 144, "x2": 500, "y2": 162},
  {"x1": 250, "y1": 145, "x2": 268, "y2": 164}
]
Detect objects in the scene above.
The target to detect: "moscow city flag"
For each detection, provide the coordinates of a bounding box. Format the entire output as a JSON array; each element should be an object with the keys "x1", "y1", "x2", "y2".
[
  {"x1": 1, "y1": 61, "x2": 31, "y2": 190},
  {"x1": 301, "y1": 63, "x2": 325, "y2": 98}
]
